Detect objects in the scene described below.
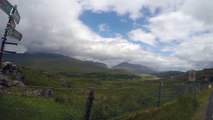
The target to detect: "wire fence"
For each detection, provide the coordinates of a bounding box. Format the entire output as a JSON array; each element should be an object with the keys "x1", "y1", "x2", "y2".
[{"x1": 0, "y1": 81, "x2": 210, "y2": 120}]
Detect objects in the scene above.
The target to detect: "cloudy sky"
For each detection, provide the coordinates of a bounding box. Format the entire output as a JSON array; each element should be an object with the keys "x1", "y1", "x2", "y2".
[{"x1": 0, "y1": 0, "x2": 213, "y2": 71}]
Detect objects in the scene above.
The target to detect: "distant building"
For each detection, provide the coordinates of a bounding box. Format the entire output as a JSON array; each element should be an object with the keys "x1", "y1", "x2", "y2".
[{"x1": 188, "y1": 70, "x2": 196, "y2": 82}]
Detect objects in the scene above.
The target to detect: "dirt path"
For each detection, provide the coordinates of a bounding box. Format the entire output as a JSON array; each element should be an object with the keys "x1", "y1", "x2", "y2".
[{"x1": 205, "y1": 90, "x2": 213, "y2": 120}]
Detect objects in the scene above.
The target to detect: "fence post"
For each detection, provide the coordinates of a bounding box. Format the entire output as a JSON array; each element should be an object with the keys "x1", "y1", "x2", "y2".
[
  {"x1": 83, "y1": 89, "x2": 94, "y2": 120},
  {"x1": 157, "y1": 81, "x2": 163, "y2": 107}
]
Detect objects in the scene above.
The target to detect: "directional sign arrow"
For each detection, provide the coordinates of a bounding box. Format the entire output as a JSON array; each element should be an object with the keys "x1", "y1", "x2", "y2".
[
  {"x1": 4, "y1": 42, "x2": 27, "y2": 54},
  {"x1": 7, "y1": 26, "x2": 22, "y2": 41},
  {"x1": 12, "y1": 5, "x2": 20, "y2": 24},
  {"x1": 5, "y1": 42, "x2": 18, "y2": 45},
  {"x1": 0, "y1": 0, "x2": 13, "y2": 15}
]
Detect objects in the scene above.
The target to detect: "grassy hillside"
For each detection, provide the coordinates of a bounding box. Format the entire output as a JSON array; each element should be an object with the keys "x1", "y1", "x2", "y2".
[
  {"x1": 0, "y1": 65, "x2": 159, "y2": 120},
  {"x1": 1, "y1": 53, "x2": 210, "y2": 120},
  {"x1": 4, "y1": 53, "x2": 140, "y2": 81},
  {"x1": 4, "y1": 53, "x2": 108, "y2": 73},
  {"x1": 1, "y1": 63, "x2": 209, "y2": 120}
]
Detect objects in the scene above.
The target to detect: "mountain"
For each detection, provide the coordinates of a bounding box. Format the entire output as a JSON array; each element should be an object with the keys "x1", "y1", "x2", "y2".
[
  {"x1": 195, "y1": 68, "x2": 213, "y2": 82},
  {"x1": 112, "y1": 62, "x2": 157, "y2": 74},
  {"x1": 85, "y1": 61, "x2": 107, "y2": 68},
  {"x1": 3, "y1": 53, "x2": 138, "y2": 79},
  {"x1": 154, "y1": 68, "x2": 213, "y2": 81},
  {"x1": 3, "y1": 52, "x2": 109, "y2": 73}
]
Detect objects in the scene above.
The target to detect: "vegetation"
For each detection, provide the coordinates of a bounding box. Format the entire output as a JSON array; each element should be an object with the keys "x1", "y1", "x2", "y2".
[
  {"x1": 0, "y1": 53, "x2": 212, "y2": 120},
  {"x1": 112, "y1": 89, "x2": 212, "y2": 120},
  {"x1": 4, "y1": 67, "x2": 203, "y2": 120},
  {"x1": 192, "y1": 88, "x2": 212, "y2": 120},
  {"x1": 0, "y1": 95, "x2": 72, "y2": 120}
]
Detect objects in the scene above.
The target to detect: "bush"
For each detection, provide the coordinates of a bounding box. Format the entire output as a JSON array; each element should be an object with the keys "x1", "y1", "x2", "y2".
[{"x1": 55, "y1": 97, "x2": 65, "y2": 103}]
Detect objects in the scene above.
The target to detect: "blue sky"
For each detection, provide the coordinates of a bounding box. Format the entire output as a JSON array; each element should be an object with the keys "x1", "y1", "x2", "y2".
[
  {"x1": 79, "y1": 7, "x2": 155, "y2": 37},
  {"x1": 80, "y1": 11, "x2": 133, "y2": 37},
  {"x1": 79, "y1": 8, "x2": 175, "y2": 57}
]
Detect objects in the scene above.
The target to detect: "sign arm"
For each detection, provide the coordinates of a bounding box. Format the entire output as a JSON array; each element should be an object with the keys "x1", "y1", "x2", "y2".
[{"x1": 0, "y1": 6, "x2": 16, "y2": 66}]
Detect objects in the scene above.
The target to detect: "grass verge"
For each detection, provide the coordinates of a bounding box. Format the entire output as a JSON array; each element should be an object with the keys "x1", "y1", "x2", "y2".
[{"x1": 112, "y1": 89, "x2": 212, "y2": 120}]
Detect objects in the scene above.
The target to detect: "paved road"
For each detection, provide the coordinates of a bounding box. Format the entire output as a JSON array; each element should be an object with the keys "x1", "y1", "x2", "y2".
[{"x1": 206, "y1": 90, "x2": 213, "y2": 120}]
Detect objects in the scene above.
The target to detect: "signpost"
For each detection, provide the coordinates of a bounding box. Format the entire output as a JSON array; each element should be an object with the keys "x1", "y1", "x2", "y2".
[
  {"x1": 0, "y1": 0, "x2": 13, "y2": 15},
  {"x1": 7, "y1": 26, "x2": 22, "y2": 41},
  {"x1": 0, "y1": 0, "x2": 24, "y2": 67},
  {"x1": 189, "y1": 70, "x2": 196, "y2": 82},
  {"x1": 12, "y1": 5, "x2": 20, "y2": 24},
  {"x1": 9, "y1": 18, "x2": 16, "y2": 28},
  {"x1": 4, "y1": 42, "x2": 27, "y2": 54}
]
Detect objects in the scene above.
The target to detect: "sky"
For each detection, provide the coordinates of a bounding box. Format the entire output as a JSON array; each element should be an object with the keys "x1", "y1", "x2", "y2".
[{"x1": 0, "y1": 0, "x2": 213, "y2": 71}]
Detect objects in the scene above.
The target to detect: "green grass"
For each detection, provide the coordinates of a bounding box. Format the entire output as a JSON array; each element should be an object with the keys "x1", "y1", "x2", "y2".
[
  {"x1": 21, "y1": 67, "x2": 62, "y2": 87},
  {"x1": 0, "y1": 95, "x2": 73, "y2": 120},
  {"x1": 192, "y1": 88, "x2": 213, "y2": 120},
  {"x1": 1, "y1": 64, "x2": 205, "y2": 120},
  {"x1": 112, "y1": 88, "x2": 212, "y2": 120}
]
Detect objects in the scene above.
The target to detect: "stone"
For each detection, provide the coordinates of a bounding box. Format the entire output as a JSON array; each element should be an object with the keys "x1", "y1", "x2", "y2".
[
  {"x1": 1, "y1": 62, "x2": 25, "y2": 82},
  {"x1": 13, "y1": 80, "x2": 25, "y2": 87}
]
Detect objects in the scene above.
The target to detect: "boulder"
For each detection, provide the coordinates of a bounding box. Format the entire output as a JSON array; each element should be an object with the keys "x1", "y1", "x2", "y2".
[
  {"x1": 1, "y1": 62, "x2": 25, "y2": 82},
  {"x1": 0, "y1": 74, "x2": 12, "y2": 88}
]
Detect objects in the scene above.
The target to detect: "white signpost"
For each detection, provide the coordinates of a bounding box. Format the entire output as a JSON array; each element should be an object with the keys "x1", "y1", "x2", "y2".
[
  {"x1": 0, "y1": 0, "x2": 13, "y2": 15},
  {"x1": 7, "y1": 26, "x2": 22, "y2": 41},
  {"x1": 188, "y1": 70, "x2": 196, "y2": 82},
  {"x1": 0, "y1": 0, "x2": 24, "y2": 66},
  {"x1": 9, "y1": 18, "x2": 16, "y2": 28},
  {"x1": 4, "y1": 42, "x2": 27, "y2": 54},
  {"x1": 12, "y1": 5, "x2": 20, "y2": 24}
]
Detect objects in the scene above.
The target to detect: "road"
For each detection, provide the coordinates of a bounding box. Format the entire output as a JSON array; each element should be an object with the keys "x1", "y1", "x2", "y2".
[{"x1": 206, "y1": 90, "x2": 213, "y2": 120}]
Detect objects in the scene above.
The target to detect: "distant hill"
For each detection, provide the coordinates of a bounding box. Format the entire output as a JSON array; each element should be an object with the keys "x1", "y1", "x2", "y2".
[
  {"x1": 154, "y1": 68, "x2": 213, "y2": 81},
  {"x1": 3, "y1": 53, "x2": 138, "y2": 80},
  {"x1": 195, "y1": 68, "x2": 213, "y2": 82},
  {"x1": 3, "y1": 52, "x2": 108, "y2": 72},
  {"x1": 154, "y1": 71, "x2": 185, "y2": 78},
  {"x1": 112, "y1": 62, "x2": 157, "y2": 74}
]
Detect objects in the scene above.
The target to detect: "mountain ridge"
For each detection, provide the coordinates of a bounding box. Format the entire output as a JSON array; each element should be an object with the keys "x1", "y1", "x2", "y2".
[
  {"x1": 3, "y1": 52, "x2": 135, "y2": 76},
  {"x1": 112, "y1": 62, "x2": 157, "y2": 74}
]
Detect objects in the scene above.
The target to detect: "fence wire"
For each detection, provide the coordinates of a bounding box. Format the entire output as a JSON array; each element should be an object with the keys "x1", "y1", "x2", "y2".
[{"x1": 0, "y1": 81, "x2": 209, "y2": 120}]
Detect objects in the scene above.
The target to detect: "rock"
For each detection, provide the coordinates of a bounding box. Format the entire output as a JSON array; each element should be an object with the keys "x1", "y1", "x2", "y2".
[
  {"x1": 1, "y1": 62, "x2": 25, "y2": 82},
  {"x1": 1, "y1": 62, "x2": 13, "y2": 73},
  {"x1": 0, "y1": 74, "x2": 12, "y2": 88},
  {"x1": 0, "y1": 79, "x2": 9, "y2": 88},
  {"x1": 13, "y1": 80, "x2": 25, "y2": 87}
]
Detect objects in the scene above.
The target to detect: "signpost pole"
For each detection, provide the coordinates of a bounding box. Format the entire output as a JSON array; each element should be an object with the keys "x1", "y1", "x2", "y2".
[{"x1": 0, "y1": 5, "x2": 17, "y2": 68}]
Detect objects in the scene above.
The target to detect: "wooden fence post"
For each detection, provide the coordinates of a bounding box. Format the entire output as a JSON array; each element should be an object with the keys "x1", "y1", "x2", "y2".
[
  {"x1": 83, "y1": 89, "x2": 94, "y2": 120},
  {"x1": 157, "y1": 81, "x2": 163, "y2": 107}
]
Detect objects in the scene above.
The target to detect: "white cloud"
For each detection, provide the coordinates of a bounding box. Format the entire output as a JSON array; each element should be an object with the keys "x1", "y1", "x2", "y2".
[
  {"x1": 128, "y1": 29, "x2": 156, "y2": 46},
  {"x1": 149, "y1": 11, "x2": 206, "y2": 42},
  {"x1": 173, "y1": 33, "x2": 213, "y2": 69},
  {"x1": 181, "y1": 0, "x2": 213, "y2": 25},
  {"x1": 0, "y1": 0, "x2": 212, "y2": 71},
  {"x1": 120, "y1": 19, "x2": 128, "y2": 23},
  {"x1": 80, "y1": 0, "x2": 187, "y2": 19},
  {"x1": 80, "y1": 0, "x2": 147, "y2": 19},
  {"x1": 98, "y1": 23, "x2": 110, "y2": 32}
]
